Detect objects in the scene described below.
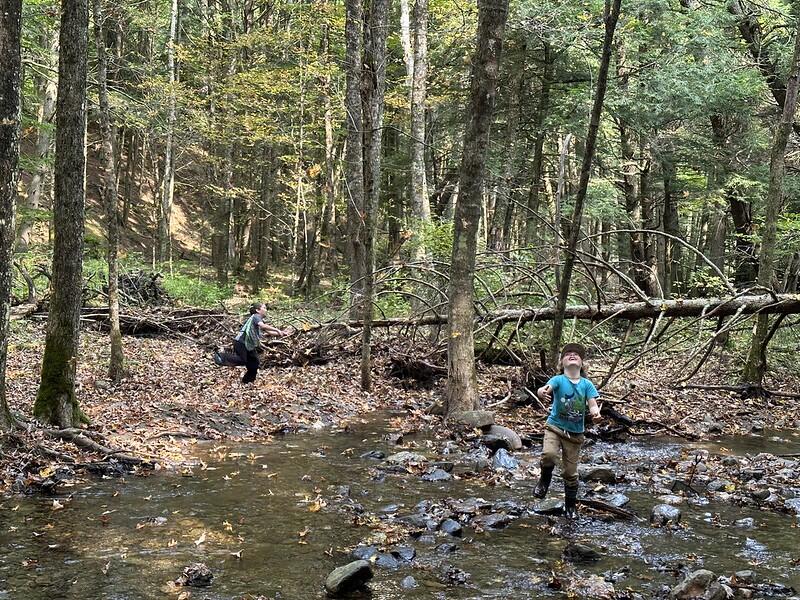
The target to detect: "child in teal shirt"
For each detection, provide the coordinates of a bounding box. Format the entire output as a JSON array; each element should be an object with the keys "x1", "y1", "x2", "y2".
[{"x1": 534, "y1": 343, "x2": 602, "y2": 518}]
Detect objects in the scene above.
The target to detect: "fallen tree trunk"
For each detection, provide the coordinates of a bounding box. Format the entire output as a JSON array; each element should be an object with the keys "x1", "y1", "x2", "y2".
[{"x1": 307, "y1": 294, "x2": 800, "y2": 330}]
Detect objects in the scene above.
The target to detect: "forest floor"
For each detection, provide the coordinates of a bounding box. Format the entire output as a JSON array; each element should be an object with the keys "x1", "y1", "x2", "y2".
[{"x1": 2, "y1": 320, "x2": 800, "y2": 492}]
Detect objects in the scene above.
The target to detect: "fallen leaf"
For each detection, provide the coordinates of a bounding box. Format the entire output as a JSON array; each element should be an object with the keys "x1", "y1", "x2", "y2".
[
  {"x1": 194, "y1": 531, "x2": 206, "y2": 546},
  {"x1": 51, "y1": 499, "x2": 64, "y2": 511}
]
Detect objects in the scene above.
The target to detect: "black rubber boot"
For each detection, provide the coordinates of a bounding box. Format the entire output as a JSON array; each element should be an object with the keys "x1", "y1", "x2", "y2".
[
  {"x1": 563, "y1": 484, "x2": 578, "y2": 519},
  {"x1": 533, "y1": 465, "x2": 554, "y2": 499}
]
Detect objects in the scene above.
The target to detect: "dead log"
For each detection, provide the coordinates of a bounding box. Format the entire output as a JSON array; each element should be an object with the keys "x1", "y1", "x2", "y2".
[{"x1": 303, "y1": 294, "x2": 800, "y2": 330}]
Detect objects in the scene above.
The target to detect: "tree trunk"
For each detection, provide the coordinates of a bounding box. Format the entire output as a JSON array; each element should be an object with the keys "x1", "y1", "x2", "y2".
[
  {"x1": 360, "y1": 0, "x2": 390, "y2": 391},
  {"x1": 157, "y1": 0, "x2": 178, "y2": 264},
  {"x1": 446, "y1": 0, "x2": 510, "y2": 416},
  {"x1": 741, "y1": 15, "x2": 800, "y2": 385},
  {"x1": 93, "y1": 0, "x2": 124, "y2": 382},
  {"x1": 345, "y1": 0, "x2": 365, "y2": 319},
  {"x1": 0, "y1": 0, "x2": 23, "y2": 429},
  {"x1": 548, "y1": 0, "x2": 622, "y2": 367},
  {"x1": 662, "y1": 155, "x2": 679, "y2": 296},
  {"x1": 35, "y1": 0, "x2": 89, "y2": 427},
  {"x1": 19, "y1": 29, "x2": 58, "y2": 251},
  {"x1": 524, "y1": 42, "x2": 552, "y2": 246},
  {"x1": 410, "y1": 0, "x2": 430, "y2": 241}
]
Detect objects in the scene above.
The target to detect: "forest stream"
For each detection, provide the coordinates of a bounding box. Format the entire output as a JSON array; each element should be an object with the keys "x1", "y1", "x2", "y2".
[{"x1": 1, "y1": 414, "x2": 799, "y2": 599}]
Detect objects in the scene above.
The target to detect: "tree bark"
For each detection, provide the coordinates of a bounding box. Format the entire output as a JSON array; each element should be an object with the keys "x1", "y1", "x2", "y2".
[
  {"x1": 446, "y1": 0, "x2": 509, "y2": 416},
  {"x1": 548, "y1": 0, "x2": 622, "y2": 367},
  {"x1": 410, "y1": 0, "x2": 430, "y2": 237},
  {"x1": 524, "y1": 42, "x2": 552, "y2": 246},
  {"x1": 0, "y1": 0, "x2": 23, "y2": 429},
  {"x1": 360, "y1": 0, "x2": 390, "y2": 391},
  {"x1": 157, "y1": 0, "x2": 178, "y2": 264},
  {"x1": 662, "y1": 155, "x2": 679, "y2": 296},
  {"x1": 93, "y1": 0, "x2": 124, "y2": 382},
  {"x1": 345, "y1": 0, "x2": 365, "y2": 319},
  {"x1": 35, "y1": 0, "x2": 89, "y2": 427},
  {"x1": 741, "y1": 14, "x2": 800, "y2": 385}
]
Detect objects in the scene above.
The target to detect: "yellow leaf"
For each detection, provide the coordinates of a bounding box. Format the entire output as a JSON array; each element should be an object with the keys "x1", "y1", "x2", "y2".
[{"x1": 51, "y1": 499, "x2": 64, "y2": 511}]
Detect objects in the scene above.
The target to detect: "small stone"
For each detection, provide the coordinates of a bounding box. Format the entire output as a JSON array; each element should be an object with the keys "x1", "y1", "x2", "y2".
[
  {"x1": 580, "y1": 465, "x2": 617, "y2": 484},
  {"x1": 707, "y1": 479, "x2": 734, "y2": 492},
  {"x1": 386, "y1": 451, "x2": 427, "y2": 465},
  {"x1": 706, "y1": 422, "x2": 724, "y2": 434},
  {"x1": 657, "y1": 494, "x2": 685, "y2": 505},
  {"x1": 397, "y1": 514, "x2": 430, "y2": 529},
  {"x1": 351, "y1": 546, "x2": 379, "y2": 561},
  {"x1": 534, "y1": 498, "x2": 564, "y2": 515},
  {"x1": 175, "y1": 563, "x2": 213, "y2": 587},
  {"x1": 785, "y1": 498, "x2": 800, "y2": 515},
  {"x1": 439, "y1": 518, "x2": 463, "y2": 537},
  {"x1": 491, "y1": 448, "x2": 519, "y2": 470},
  {"x1": 605, "y1": 493, "x2": 630, "y2": 508},
  {"x1": 391, "y1": 546, "x2": 416, "y2": 562},
  {"x1": 741, "y1": 469, "x2": 765, "y2": 481},
  {"x1": 436, "y1": 542, "x2": 459, "y2": 554},
  {"x1": 422, "y1": 468, "x2": 452, "y2": 482},
  {"x1": 481, "y1": 434, "x2": 512, "y2": 452},
  {"x1": 651, "y1": 504, "x2": 682, "y2": 526},
  {"x1": 450, "y1": 410, "x2": 494, "y2": 430},
  {"x1": 324, "y1": 560, "x2": 373, "y2": 595},
  {"x1": 375, "y1": 553, "x2": 399, "y2": 569},
  {"x1": 563, "y1": 542, "x2": 602, "y2": 563},
  {"x1": 670, "y1": 569, "x2": 725, "y2": 600},
  {"x1": 400, "y1": 576, "x2": 418, "y2": 589},
  {"x1": 360, "y1": 450, "x2": 385, "y2": 460},
  {"x1": 431, "y1": 461, "x2": 454, "y2": 472},
  {"x1": 486, "y1": 425, "x2": 523, "y2": 450},
  {"x1": 380, "y1": 503, "x2": 401, "y2": 513},
  {"x1": 721, "y1": 456, "x2": 740, "y2": 467},
  {"x1": 734, "y1": 570, "x2": 756, "y2": 585},
  {"x1": 473, "y1": 513, "x2": 512, "y2": 530},
  {"x1": 751, "y1": 489, "x2": 770, "y2": 501},
  {"x1": 734, "y1": 517, "x2": 755, "y2": 528}
]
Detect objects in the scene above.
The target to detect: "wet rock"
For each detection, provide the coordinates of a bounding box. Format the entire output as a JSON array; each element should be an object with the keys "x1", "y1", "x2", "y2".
[
  {"x1": 325, "y1": 560, "x2": 373, "y2": 596},
  {"x1": 481, "y1": 434, "x2": 513, "y2": 452},
  {"x1": 670, "y1": 569, "x2": 726, "y2": 600},
  {"x1": 360, "y1": 450, "x2": 385, "y2": 460},
  {"x1": 751, "y1": 489, "x2": 771, "y2": 501},
  {"x1": 670, "y1": 480, "x2": 701, "y2": 495},
  {"x1": 439, "y1": 518, "x2": 463, "y2": 537},
  {"x1": 397, "y1": 513, "x2": 433, "y2": 530},
  {"x1": 706, "y1": 422, "x2": 724, "y2": 434},
  {"x1": 380, "y1": 503, "x2": 401, "y2": 513},
  {"x1": 436, "y1": 542, "x2": 459, "y2": 554},
  {"x1": 734, "y1": 517, "x2": 755, "y2": 528},
  {"x1": 441, "y1": 441, "x2": 459, "y2": 454},
  {"x1": 580, "y1": 465, "x2": 617, "y2": 484},
  {"x1": 650, "y1": 504, "x2": 682, "y2": 526},
  {"x1": 491, "y1": 448, "x2": 519, "y2": 470},
  {"x1": 422, "y1": 468, "x2": 452, "y2": 482},
  {"x1": 534, "y1": 498, "x2": 564, "y2": 515},
  {"x1": 486, "y1": 425, "x2": 523, "y2": 450},
  {"x1": 751, "y1": 421, "x2": 764, "y2": 432},
  {"x1": 563, "y1": 542, "x2": 602, "y2": 563},
  {"x1": 740, "y1": 469, "x2": 765, "y2": 481},
  {"x1": 721, "y1": 456, "x2": 740, "y2": 467},
  {"x1": 707, "y1": 479, "x2": 734, "y2": 493},
  {"x1": 785, "y1": 498, "x2": 800, "y2": 515},
  {"x1": 385, "y1": 432, "x2": 404, "y2": 445},
  {"x1": 352, "y1": 546, "x2": 379, "y2": 560},
  {"x1": 604, "y1": 493, "x2": 630, "y2": 508},
  {"x1": 175, "y1": 563, "x2": 213, "y2": 587},
  {"x1": 334, "y1": 485, "x2": 351, "y2": 497},
  {"x1": 450, "y1": 497, "x2": 492, "y2": 515},
  {"x1": 450, "y1": 410, "x2": 494, "y2": 430},
  {"x1": 386, "y1": 451, "x2": 427, "y2": 465},
  {"x1": 400, "y1": 575, "x2": 419, "y2": 589},
  {"x1": 473, "y1": 513, "x2": 512, "y2": 530},
  {"x1": 439, "y1": 564, "x2": 470, "y2": 585},
  {"x1": 567, "y1": 574, "x2": 615, "y2": 598},
  {"x1": 657, "y1": 494, "x2": 685, "y2": 505},
  {"x1": 733, "y1": 570, "x2": 756, "y2": 585},
  {"x1": 453, "y1": 449, "x2": 490, "y2": 475},
  {"x1": 391, "y1": 546, "x2": 416, "y2": 562},
  {"x1": 493, "y1": 499, "x2": 526, "y2": 515},
  {"x1": 375, "y1": 553, "x2": 399, "y2": 569}
]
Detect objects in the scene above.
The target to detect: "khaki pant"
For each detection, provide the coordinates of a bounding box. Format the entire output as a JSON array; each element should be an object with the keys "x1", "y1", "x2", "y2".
[{"x1": 541, "y1": 425, "x2": 583, "y2": 486}]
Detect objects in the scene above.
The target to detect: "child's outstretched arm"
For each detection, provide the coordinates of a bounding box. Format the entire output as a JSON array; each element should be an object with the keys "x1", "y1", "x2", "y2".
[{"x1": 588, "y1": 397, "x2": 602, "y2": 423}]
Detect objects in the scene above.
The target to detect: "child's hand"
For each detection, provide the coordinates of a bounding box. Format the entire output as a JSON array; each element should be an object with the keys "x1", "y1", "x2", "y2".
[
  {"x1": 538, "y1": 385, "x2": 552, "y2": 403},
  {"x1": 590, "y1": 401, "x2": 603, "y2": 423}
]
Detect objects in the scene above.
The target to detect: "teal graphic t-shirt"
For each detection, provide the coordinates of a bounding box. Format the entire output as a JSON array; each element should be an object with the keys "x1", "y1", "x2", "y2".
[{"x1": 545, "y1": 374, "x2": 599, "y2": 434}]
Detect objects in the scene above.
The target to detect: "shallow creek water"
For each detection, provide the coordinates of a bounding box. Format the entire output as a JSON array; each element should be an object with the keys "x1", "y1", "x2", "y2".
[{"x1": 1, "y1": 416, "x2": 798, "y2": 599}]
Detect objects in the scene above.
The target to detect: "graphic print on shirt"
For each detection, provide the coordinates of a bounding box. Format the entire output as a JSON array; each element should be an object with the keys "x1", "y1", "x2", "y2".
[{"x1": 558, "y1": 387, "x2": 586, "y2": 428}]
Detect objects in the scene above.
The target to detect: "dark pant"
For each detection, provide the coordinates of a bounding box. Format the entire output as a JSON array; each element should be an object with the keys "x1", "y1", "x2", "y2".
[{"x1": 220, "y1": 340, "x2": 260, "y2": 383}]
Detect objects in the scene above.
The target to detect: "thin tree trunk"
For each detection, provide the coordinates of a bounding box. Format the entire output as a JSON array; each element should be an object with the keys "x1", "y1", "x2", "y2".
[
  {"x1": 0, "y1": 0, "x2": 23, "y2": 429},
  {"x1": 742, "y1": 14, "x2": 800, "y2": 385},
  {"x1": 93, "y1": 0, "x2": 124, "y2": 382},
  {"x1": 35, "y1": 0, "x2": 89, "y2": 427},
  {"x1": 548, "y1": 0, "x2": 621, "y2": 367},
  {"x1": 410, "y1": 0, "x2": 430, "y2": 234},
  {"x1": 157, "y1": 0, "x2": 178, "y2": 264},
  {"x1": 446, "y1": 0, "x2": 510, "y2": 416},
  {"x1": 662, "y1": 155, "x2": 679, "y2": 296},
  {"x1": 345, "y1": 0, "x2": 365, "y2": 318},
  {"x1": 525, "y1": 42, "x2": 552, "y2": 245},
  {"x1": 360, "y1": 0, "x2": 390, "y2": 391}
]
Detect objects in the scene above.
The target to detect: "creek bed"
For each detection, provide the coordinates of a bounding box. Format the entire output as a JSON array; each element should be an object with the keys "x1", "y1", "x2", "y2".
[{"x1": 1, "y1": 415, "x2": 799, "y2": 598}]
